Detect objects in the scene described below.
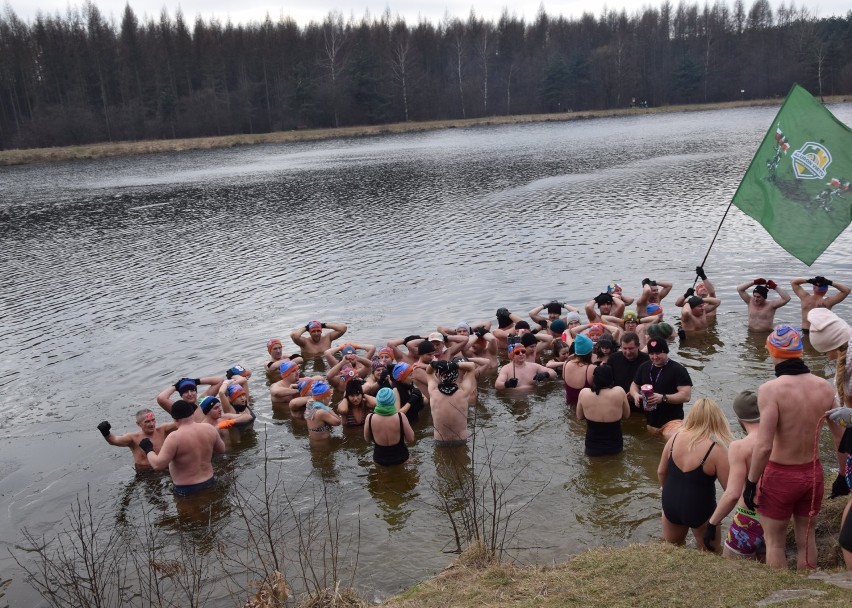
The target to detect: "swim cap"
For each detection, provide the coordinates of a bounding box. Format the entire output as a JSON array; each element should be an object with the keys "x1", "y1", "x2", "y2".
[
  {"x1": 753, "y1": 285, "x2": 769, "y2": 298},
  {"x1": 266, "y1": 338, "x2": 282, "y2": 354},
  {"x1": 311, "y1": 381, "x2": 331, "y2": 398},
  {"x1": 508, "y1": 343, "x2": 526, "y2": 358},
  {"x1": 307, "y1": 320, "x2": 322, "y2": 331},
  {"x1": 573, "y1": 334, "x2": 593, "y2": 356},
  {"x1": 226, "y1": 383, "x2": 246, "y2": 400},
  {"x1": 550, "y1": 319, "x2": 567, "y2": 334},
  {"x1": 546, "y1": 302, "x2": 562, "y2": 315},
  {"x1": 766, "y1": 324, "x2": 803, "y2": 359},
  {"x1": 418, "y1": 341, "x2": 436, "y2": 355},
  {"x1": 171, "y1": 399, "x2": 196, "y2": 420},
  {"x1": 514, "y1": 321, "x2": 530, "y2": 330},
  {"x1": 392, "y1": 362, "x2": 413, "y2": 382},
  {"x1": 647, "y1": 322, "x2": 673, "y2": 341},
  {"x1": 341, "y1": 344, "x2": 356, "y2": 355},
  {"x1": 496, "y1": 307, "x2": 510, "y2": 318},
  {"x1": 623, "y1": 310, "x2": 639, "y2": 323},
  {"x1": 297, "y1": 377, "x2": 314, "y2": 397},
  {"x1": 345, "y1": 378, "x2": 364, "y2": 396},
  {"x1": 687, "y1": 296, "x2": 704, "y2": 309},
  {"x1": 338, "y1": 364, "x2": 357, "y2": 381},
  {"x1": 457, "y1": 322, "x2": 471, "y2": 332},
  {"x1": 226, "y1": 364, "x2": 248, "y2": 379},
  {"x1": 175, "y1": 378, "x2": 198, "y2": 395},
  {"x1": 646, "y1": 304, "x2": 662, "y2": 316},
  {"x1": 647, "y1": 339, "x2": 669, "y2": 354},
  {"x1": 521, "y1": 332, "x2": 538, "y2": 347},
  {"x1": 565, "y1": 311, "x2": 582, "y2": 324},
  {"x1": 594, "y1": 293, "x2": 614, "y2": 305},
  {"x1": 584, "y1": 323, "x2": 605, "y2": 342},
  {"x1": 200, "y1": 396, "x2": 220, "y2": 415},
  {"x1": 378, "y1": 345, "x2": 394, "y2": 357},
  {"x1": 733, "y1": 390, "x2": 760, "y2": 422},
  {"x1": 279, "y1": 360, "x2": 299, "y2": 379},
  {"x1": 374, "y1": 387, "x2": 396, "y2": 415},
  {"x1": 815, "y1": 284, "x2": 829, "y2": 293},
  {"x1": 808, "y1": 309, "x2": 852, "y2": 353}
]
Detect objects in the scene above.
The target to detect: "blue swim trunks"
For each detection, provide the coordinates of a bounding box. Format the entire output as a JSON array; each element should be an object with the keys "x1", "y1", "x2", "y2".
[
  {"x1": 724, "y1": 505, "x2": 765, "y2": 557},
  {"x1": 173, "y1": 476, "x2": 216, "y2": 497}
]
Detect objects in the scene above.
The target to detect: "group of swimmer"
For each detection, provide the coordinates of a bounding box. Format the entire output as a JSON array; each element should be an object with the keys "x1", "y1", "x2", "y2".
[{"x1": 96, "y1": 267, "x2": 852, "y2": 570}]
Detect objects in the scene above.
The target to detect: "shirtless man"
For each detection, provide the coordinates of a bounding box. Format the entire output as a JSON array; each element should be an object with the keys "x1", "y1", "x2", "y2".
[
  {"x1": 675, "y1": 267, "x2": 718, "y2": 319},
  {"x1": 705, "y1": 390, "x2": 765, "y2": 559},
  {"x1": 743, "y1": 324, "x2": 845, "y2": 569},
  {"x1": 462, "y1": 325, "x2": 499, "y2": 368},
  {"x1": 495, "y1": 343, "x2": 557, "y2": 389},
  {"x1": 427, "y1": 360, "x2": 476, "y2": 446},
  {"x1": 97, "y1": 409, "x2": 176, "y2": 467},
  {"x1": 680, "y1": 295, "x2": 721, "y2": 332},
  {"x1": 270, "y1": 360, "x2": 301, "y2": 410},
  {"x1": 585, "y1": 293, "x2": 624, "y2": 324},
  {"x1": 791, "y1": 276, "x2": 850, "y2": 331},
  {"x1": 140, "y1": 399, "x2": 225, "y2": 496},
  {"x1": 290, "y1": 319, "x2": 348, "y2": 356},
  {"x1": 529, "y1": 300, "x2": 579, "y2": 329},
  {"x1": 199, "y1": 396, "x2": 254, "y2": 433},
  {"x1": 156, "y1": 376, "x2": 223, "y2": 421},
  {"x1": 637, "y1": 278, "x2": 673, "y2": 317},
  {"x1": 736, "y1": 278, "x2": 791, "y2": 331},
  {"x1": 492, "y1": 307, "x2": 524, "y2": 348},
  {"x1": 265, "y1": 338, "x2": 302, "y2": 375}
]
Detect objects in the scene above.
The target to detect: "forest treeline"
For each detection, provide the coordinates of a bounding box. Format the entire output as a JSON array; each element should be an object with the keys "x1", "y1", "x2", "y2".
[{"x1": 1, "y1": 0, "x2": 850, "y2": 150}]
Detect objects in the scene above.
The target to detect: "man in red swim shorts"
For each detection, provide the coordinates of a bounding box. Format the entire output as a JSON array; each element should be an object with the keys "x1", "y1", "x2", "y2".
[{"x1": 743, "y1": 324, "x2": 845, "y2": 569}]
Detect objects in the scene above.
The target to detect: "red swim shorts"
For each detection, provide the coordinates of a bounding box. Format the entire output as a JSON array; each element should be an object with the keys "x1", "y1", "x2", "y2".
[{"x1": 758, "y1": 460, "x2": 824, "y2": 520}]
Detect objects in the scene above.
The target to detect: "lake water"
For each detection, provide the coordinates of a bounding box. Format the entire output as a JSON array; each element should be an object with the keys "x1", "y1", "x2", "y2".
[{"x1": 2, "y1": 104, "x2": 852, "y2": 606}]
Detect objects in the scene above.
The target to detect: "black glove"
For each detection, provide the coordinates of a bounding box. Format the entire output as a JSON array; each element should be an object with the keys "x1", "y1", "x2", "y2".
[
  {"x1": 703, "y1": 522, "x2": 717, "y2": 551},
  {"x1": 194, "y1": 378, "x2": 201, "y2": 386},
  {"x1": 641, "y1": 278, "x2": 651, "y2": 286},
  {"x1": 824, "y1": 278, "x2": 833, "y2": 286},
  {"x1": 677, "y1": 328, "x2": 686, "y2": 340},
  {"x1": 97, "y1": 421, "x2": 111, "y2": 438},
  {"x1": 649, "y1": 280, "x2": 657, "y2": 287},
  {"x1": 743, "y1": 478, "x2": 759, "y2": 510},
  {"x1": 806, "y1": 277, "x2": 818, "y2": 285},
  {"x1": 533, "y1": 372, "x2": 550, "y2": 382},
  {"x1": 814, "y1": 275, "x2": 827, "y2": 285},
  {"x1": 289, "y1": 352, "x2": 301, "y2": 360},
  {"x1": 683, "y1": 287, "x2": 695, "y2": 298},
  {"x1": 321, "y1": 322, "x2": 328, "y2": 328},
  {"x1": 505, "y1": 378, "x2": 519, "y2": 388},
  {"x1": 538, "y1": 320, "x2": 548, "y2": 329},
  {"x1": 830, "y1": 473, "x2": 850, "y2": 498},
  {"x1": 305, "y1": 323, "x2": 311, "y2": 331},
  {"x1": 695, "y1": 266, "x2": 707, "y2": 280},
  {"x1": 473, "y1": 326, "x2": 487, "y2": 338},
  {"x1": 138, "y1": 438, "x2": 154, "y2": 454}
]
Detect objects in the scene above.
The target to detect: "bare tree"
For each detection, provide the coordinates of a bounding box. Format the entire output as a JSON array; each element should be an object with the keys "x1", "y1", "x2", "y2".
[{"x1": 317, "y1": 11, "x2": 347, "y2": 127}]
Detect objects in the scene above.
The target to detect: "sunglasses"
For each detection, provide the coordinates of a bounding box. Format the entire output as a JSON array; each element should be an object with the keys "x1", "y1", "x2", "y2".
[{"x1": 513, "y1": 348, "x2": 527, "y2": 355}]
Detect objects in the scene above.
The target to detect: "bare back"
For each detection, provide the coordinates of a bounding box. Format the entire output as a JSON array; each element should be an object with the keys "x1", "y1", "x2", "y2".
[
  {"x1": 758, "y1": 373, "x2": 836, "y2": 464},
  {"x1": 162, "y1": 423, "x2": 221, "y2": 485},
  {"x1": 429, "y1": 386, "x2": 469, "y2": 442}
]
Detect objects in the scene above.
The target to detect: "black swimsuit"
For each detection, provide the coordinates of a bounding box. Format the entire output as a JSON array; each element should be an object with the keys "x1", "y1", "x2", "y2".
[
  {"x1": 661, "y1": 433, "x2": 717, "y2": 528},
  {"x1": 584, "y1": 419, "x2": 623, "y2": 456},
  {"x1": 369, "y1": 413, "x2": 409, "y2": 466}
]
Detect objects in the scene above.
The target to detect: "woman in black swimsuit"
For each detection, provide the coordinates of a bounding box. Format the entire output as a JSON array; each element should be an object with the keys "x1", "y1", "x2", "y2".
[
  {"x1": 657, "y1": 398, "x2": 732, "y2": 550},
  {"x1": 364, "y1": 387, "x2": 415, "y2": 466}
]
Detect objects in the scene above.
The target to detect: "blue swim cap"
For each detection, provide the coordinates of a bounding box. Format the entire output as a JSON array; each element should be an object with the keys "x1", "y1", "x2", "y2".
[
  {"x1": 574, "y1": 334, "x2": 594, "y2": 356},
  {"x1": 550, "y1": 319, "x2": 567, "y2": 334},
  {"x1": 311, "y1": 381, "x2": 331, "y2": 398},
  {"x1": 226, "y1": 364, "x2": 247, "y2": 379},
  {"x1": 200, "y1": 396, "x2": 220, "y2": 415},
  {"x1": 176, "y1": 378, "x2": 198, "y2": 394},
  {"x1": 279, "y1": 360, "x2": 298, "y2": 379},
  {"x1": 392, "y1": 362, "x2": 412, "y2": 381}
]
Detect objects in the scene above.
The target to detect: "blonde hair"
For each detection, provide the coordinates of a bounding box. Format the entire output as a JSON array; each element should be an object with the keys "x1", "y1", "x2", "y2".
[{"x1": 680, "y1": 398, "x2": 733, "y2": 449}]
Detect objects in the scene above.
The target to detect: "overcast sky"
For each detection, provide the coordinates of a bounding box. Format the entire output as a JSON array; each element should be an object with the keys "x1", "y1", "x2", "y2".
[{"x1": 4, "y1": 0, "x2": 850, "y2": 27}]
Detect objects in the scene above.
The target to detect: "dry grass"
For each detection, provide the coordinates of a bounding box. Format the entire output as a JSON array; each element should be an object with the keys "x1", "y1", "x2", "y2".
[
  {"x1": 384, "y1": 542, "x2": 851, "y2": 608},
  {"x1": 298, "y1": 583, "x2": 367, "y2": 608},
  {"x1": 4, "y1": 95, "x2": 849, "y2": 166}
]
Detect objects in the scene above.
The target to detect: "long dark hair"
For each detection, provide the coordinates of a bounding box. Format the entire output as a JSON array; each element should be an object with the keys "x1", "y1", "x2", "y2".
[{"x1": 591, "y1": 364, "x2": 615, "y2": 394}]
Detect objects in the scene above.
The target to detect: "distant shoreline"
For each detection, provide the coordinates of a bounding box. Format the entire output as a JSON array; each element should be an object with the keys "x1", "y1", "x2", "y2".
[{"x1": 3, "y1": 96, "x2": 849, "y2": 167}]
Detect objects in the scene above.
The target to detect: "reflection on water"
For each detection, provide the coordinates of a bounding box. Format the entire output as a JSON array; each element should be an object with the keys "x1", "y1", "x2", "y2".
[{"x1": 2, "y1": 104, "x2": 852, "y2": 605}]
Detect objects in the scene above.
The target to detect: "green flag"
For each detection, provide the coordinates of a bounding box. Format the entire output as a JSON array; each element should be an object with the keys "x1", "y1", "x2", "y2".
[{"x1": 732, "y1": 83, "x2": 852, "y2": 265}]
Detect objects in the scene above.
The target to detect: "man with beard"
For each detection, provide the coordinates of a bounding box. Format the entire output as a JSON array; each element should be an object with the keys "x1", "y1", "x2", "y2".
[
  {"x1": 736, "y1": 278, "x2": 791, "y2": 331},
  {"x1": 290, "y1": 319, "x2": 348, "y2": 356},
  {"x1": 629, "y1": 338, "x2": 692, "y2": 438},
  {"x1": 427, "y1": 359, "x2": 476, "y2": 446}
]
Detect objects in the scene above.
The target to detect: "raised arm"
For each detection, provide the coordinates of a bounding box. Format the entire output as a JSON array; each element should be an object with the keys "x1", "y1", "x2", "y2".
[
  {"x1": 325, "y1": 322, "x2": 348, "y2": 340},
  {"x1": 528, "y1": 305, "x2": 547, "y2": 324},
  {"x1": 825, "y1": 279, "x2": 851, "y2": 307},
  {"x1": 790, "y1": 277, "x2": 809, "y2": 299},
  {"x1": 770, "y1": 282, "x2": 791, "y2": 308},
  {"x1": 323, "y1": 345, "x2": 342, "y2": 367},
  {"x1": 736, "y1": 279, "x2": 756, "y2": 303},
  {"x1": 656, "y1": 280, "x2": 673, "y2": 300},
  {"x1": 290, "y1": 324, "x2": 309, "y2": 347}
]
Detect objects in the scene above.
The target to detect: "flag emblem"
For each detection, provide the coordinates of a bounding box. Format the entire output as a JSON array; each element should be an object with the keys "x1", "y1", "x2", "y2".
[{"x1": 791, "y1": 142, "x2": 832, "y2": 179}]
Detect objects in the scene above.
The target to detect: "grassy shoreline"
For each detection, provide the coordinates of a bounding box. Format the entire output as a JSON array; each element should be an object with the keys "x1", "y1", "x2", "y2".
[{"x1": 4, "y1": 96, "x2": 849, "y2": 167}]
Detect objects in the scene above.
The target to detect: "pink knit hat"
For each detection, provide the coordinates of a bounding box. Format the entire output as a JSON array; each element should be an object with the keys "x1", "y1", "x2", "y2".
[{"x1": 807, "y1": 309, "x2": 852, "y2": 353}]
